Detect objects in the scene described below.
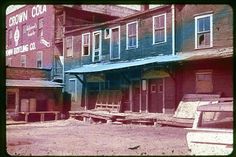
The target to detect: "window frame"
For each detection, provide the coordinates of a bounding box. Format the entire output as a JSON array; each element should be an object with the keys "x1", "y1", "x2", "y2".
[
  {"x1": 104, "y1": 28, "x2": 110, "y2": 39},
  {"x1": 195, "y1": 14, "x2": 213, "y2": 49},
  {"x1": 82, "y1": 33, "x2": 90, "y2": 56},
  {"x1": 126, "y1": 21, "x2": 138, "y2": 50},
  {"x1": 69, "y1": 78, "x2": 77, "y2": 102},
  {"x1": 8, "y1": 29, "x2": 13, "y2": 46},
  {"x1": 20, "y1": 55, "x2": 26, "y2": 67},
  {"x1": 65, "y1": 36, "x2": 74, "y2": 57},
  {"x1": 36, "y1": 51, "x2": 43, "y2": 68},
  {"x1": 38, "y1": 17, "x2": 44, "y2": 37},
  {"x1": 92, "y1": 30, "x2": 102, "y2": 62},
  {"x1": 7, "y1": 58, "x2": 12, "y2": 66},
  {"x1": 110, "y1": 26, "x2": 121, "y2": 60},
  {"x1": 152, "y1": 13, "x2": 167, "y2": 45}
]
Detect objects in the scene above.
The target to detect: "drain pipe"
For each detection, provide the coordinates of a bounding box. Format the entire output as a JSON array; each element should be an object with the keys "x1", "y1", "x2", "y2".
[{"x1": 171, "y1": 4, "x2": 175, "y2": 55}]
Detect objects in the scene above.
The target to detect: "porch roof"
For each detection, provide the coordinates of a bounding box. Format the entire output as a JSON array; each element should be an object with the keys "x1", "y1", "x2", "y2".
[
  {"x1": 65, "y1": 55, "x2": 184, "y2": 74},
  {"x1": 6, "y1": 79, "x2": 63, "y2": 88}
]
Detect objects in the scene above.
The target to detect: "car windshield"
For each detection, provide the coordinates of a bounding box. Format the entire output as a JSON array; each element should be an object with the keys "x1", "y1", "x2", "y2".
[{"x1": 198, "y1": 111, "x2": 233, "y2": 129}]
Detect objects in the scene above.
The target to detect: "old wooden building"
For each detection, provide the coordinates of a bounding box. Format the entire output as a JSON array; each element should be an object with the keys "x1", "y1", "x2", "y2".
[
  {"x1": 6, "y1": 5, "x2": 137, "y2": 81},
  {"x1": 63, "y1": 4, "x2": 232, "y2": 114}
]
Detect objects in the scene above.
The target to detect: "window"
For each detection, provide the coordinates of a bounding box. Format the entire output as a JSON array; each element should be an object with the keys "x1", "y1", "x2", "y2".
[
  {"x1": 196, "y1": 71, "x2": 213, "y2": 93},
  {"x1": 195, "y1": 14, "x2": 213, "y2": 49},
  {"x1": 82, "y1": 33, "x2": 90, "y2": 56},
  {"x1": 20, "y1": 55, "x2": 26, "y2": 67},
  {"x1": 66, "y1": 36, "x2": 73, "y2": 57},
  {"x1": 151, "y1": 84, "x2": 156, "y2": 93},
  {"x1": 38, "y1": 18, "x2": 44, "y2": 37},
  {"x1": 22, "y1": 24, "x2": 27, "y2": 42},
  {"x1": 153, "y1": 13, "x2": 166, "y2": 44},
  {"x1": 7, "y1": 58, "x2": 12, "y2": 66},
  {"x1": 69, "y1": 79, "x2": 77, "y2": 102},
  {"x1": 157, "y1": 83, "x2": 163, "y2": 93},
  {"x1": 104, "y1": 28, "x2": 110, "y2": 39},
  {"x1": 126, "y1": 21, "x2": 138, "y2": 49},
  {"x1": 92, "y1": 30, "x2": 102, "y2": 62},
  {"x1": 199, "y1": 111, "x2": 233, "y2": 129},
  {"x1": 110, "y1": 26, "x2": 120, "y2": 60},
  {"x1": 8, "y1": 29, "x2": 13, "y2": 46},
  {"x1": 36, "y1": 51, "x2": 43, "y2": 68}
]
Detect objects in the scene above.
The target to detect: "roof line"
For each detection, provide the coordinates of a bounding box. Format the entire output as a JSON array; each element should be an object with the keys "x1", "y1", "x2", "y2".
[{"x1": 65, "y1": 5, "x2": 170, "y2": 35}]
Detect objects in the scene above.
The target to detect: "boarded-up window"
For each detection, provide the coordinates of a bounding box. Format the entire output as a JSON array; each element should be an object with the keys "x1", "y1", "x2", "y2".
[
  {"x1": 66, "y1": 36, "x2": 73, "y2": 57},
  {"x1": 195, "y1": 14, "x2": 212, "y2": 49},
  {"x1": 153, "y1": 14, "x2": 166, "y2": 44},
  {"x1": 196, "y1": 71, "x2": 213, "y2": 93},
  {"x1": 127, "y1": 22, "x2": 138, "y2": 49},
  {"x1": 82, "y1": 33, "x2": 90, "y2": 56}
]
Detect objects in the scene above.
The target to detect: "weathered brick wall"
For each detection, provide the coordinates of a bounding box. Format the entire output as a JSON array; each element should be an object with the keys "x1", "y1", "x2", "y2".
[
  {"x1": 6, "y1": 67, "x2": 51, "y2": 80},
  {"x1": 176, "y1": 58, "x2": 233, "y2": 102}
]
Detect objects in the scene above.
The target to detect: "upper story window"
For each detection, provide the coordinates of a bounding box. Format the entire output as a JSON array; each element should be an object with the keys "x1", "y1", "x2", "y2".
[
  {"x1": 153, "y1": 13, "x2": 166, "y2": 44},
  {"x1": 38, "y1": 17, "x2": 44, "y2": 37},
  {"x1": 36, "y1": 51, "x2": 43, "y2": 68},
  {"x1": 82, "y1": 33, "x2": 90, "y2": 56},
  {"x1": 195, "y1": 14, "x2": 213, "y2": 49},
  {"x1": 126, "y1": 21, "x2": 138, "y2": 49},
  {"x1": 110, "y1": 26, "x2": 120, "y2": 60},
  {"x1": 22, "y1": 24, "x2": 27, "y2": 42},
  {"x1": 104, "y1": 28, "x2": 110, "y2": 39},
  {"x1": 92, "y1": 30, "x2": 102, "y2": 62},
  {"x1": 20, "y1": 55, "x2": 26, "y2": 67},
  {"x1": 66, "y1": 36, "x2": 73, "y2": 57},
  {"x1": 8, "y1": 29, "x2": 13, "y2": 46}
]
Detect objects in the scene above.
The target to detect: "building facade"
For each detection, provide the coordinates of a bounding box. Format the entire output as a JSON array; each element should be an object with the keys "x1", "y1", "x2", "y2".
[
  {"x1": 53, "y1": 5, "x2": 234, "y2": 113},
  {"x1": 5, "y1": 5, "x2": 137, "y2": 80}
]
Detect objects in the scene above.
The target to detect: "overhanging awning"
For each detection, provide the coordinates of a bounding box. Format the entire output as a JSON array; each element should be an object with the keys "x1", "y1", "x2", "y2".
[
  {"x1": 6, "y1": 79, "x2": 63, "y2": 88},
  {"x1": 65, "y1": 47, "x2": 233, "y2": 74},
  {"x1": 66, "y1": 55, "x2": 184, "y2": 74}
]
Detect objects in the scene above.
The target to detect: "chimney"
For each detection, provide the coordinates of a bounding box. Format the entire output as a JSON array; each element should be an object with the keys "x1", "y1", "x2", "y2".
[{"x1": 140, "y1": 5, "x2": 149, "y2": 11}]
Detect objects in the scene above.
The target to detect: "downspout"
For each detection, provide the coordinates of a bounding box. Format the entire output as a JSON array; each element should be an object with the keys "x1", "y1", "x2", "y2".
[
  {"x1": 171, "y1": 4, "x2": 175, "y2": 55},
  {"x1": 62, "y1": 9, "x2": 66, "y2": 88}
]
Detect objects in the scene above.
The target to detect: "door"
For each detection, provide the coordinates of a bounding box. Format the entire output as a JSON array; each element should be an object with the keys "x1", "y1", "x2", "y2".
[
  {"x1": 92, "y1": 31, "x2": 102, "y2": 62},
  {"x1": 7, "y1": 92, "x2": 16, "y2": 112},
  {"x1": 148, "y1": 79, "x2": 163, "y2": 113},
  {"x1": 110, "y1": 27, "x2": 120, "y2": 60},
  {"x1": 132, "y1": 80, "x2": 140, "y2": 112}
]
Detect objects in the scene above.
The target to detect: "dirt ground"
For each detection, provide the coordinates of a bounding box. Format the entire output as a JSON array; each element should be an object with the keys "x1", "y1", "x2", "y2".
[{"x1": 6, "y1": 118, "x2": 190, "y2": 156}]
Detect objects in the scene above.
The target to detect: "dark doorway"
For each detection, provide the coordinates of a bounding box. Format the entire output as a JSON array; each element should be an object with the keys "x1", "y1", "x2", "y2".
[
  {"x1": 36, "y1": 100, "x2": 47, "y2": 111},
  {"x1": 7, "y1": 92, "x2": 16, "y2": 112},
  {"x1": 132, "y1": 80, "x2": 140, "y2": 112}
]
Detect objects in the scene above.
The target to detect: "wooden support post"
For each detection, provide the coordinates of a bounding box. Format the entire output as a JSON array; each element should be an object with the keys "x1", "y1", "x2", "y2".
[
  {"x1": 162, "y1": 78, "x2": 165, "y2": 114},
  {"x1": 55, "y1": 113, "x2": 58, "y2": 120},
  {"x1": 25, "y1": 113, "x2": 29, "y2": 122},
  {"x1": 40, "y1": 113, "x2": 45, "y2": 122}
]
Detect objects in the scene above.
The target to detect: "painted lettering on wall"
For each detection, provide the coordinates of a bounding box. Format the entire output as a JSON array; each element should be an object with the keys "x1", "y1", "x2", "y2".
[
  {"x1": 6, "y1": 42, "x2": 36, "y2": 56},
  {"x1": 8, "y1": 5, "x2": 47, "y2": 27},
  {"x1": 9, "y1": 11, "x2": 28, "y2": 27}
]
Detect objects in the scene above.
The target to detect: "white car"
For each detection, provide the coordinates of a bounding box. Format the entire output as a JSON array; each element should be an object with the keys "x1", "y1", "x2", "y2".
[{"x1": 186, "y1": 103, "x2": 233, "y2": 155}]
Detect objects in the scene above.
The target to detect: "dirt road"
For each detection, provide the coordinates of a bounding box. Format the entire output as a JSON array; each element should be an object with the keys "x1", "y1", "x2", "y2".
[{"x1": 6, "y1": 118, "x2": 190, "y2": 156}]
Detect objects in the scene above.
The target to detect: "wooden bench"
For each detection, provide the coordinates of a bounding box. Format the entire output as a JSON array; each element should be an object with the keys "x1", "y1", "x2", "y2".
[
  {"x1": 95, "y1": 90, "x2": 122, "y2": 112},
  {"x1": 19, "y1": 111, "x2": 60, "y2": 122}
]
